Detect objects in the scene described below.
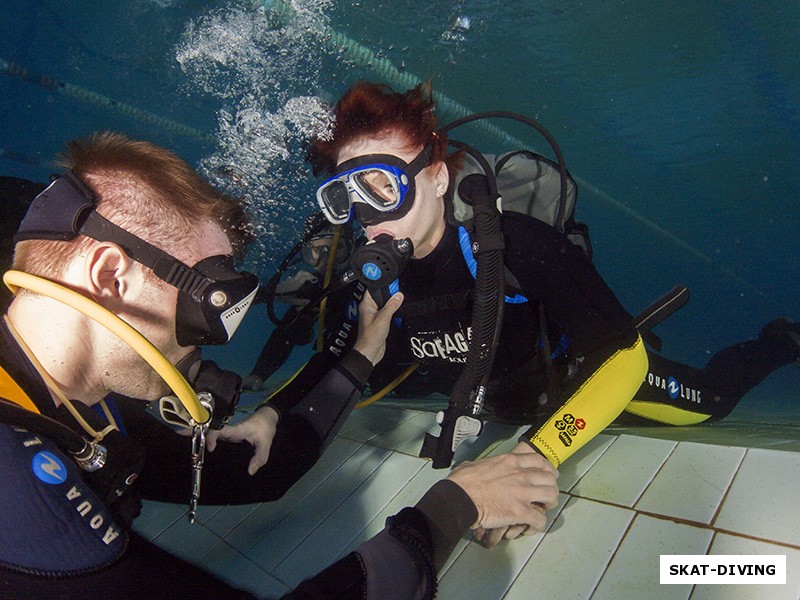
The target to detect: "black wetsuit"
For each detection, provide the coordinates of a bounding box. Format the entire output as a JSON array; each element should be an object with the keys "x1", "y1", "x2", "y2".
[
  {"x1": 249, "y1": 275, "x2": 364, "y2": 384},
  {"x1": 370, "y1": 213, "x2": 799, "y2": 428},
  {"x1": 372, "y1": 214, "x2": 640, "y2": 424},
  {"x1": 0, "y1": 318, "x2": 475, "y2": 599}
]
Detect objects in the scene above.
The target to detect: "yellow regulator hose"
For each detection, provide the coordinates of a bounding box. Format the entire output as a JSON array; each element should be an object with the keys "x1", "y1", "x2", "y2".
[{"x1": 3, "y1": 270, "x2": 209, "y2": 425}]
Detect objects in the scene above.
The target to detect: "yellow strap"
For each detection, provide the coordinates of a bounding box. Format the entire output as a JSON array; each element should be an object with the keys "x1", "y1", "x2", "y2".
[
  {"x1": 624, "y1": 400, "x2": 711, "y2": 426},
  {"x1": 0, "y1": 364, "x2": 40, "y2": 414},
  {"x1": 316, "y1": 225, "x2": 343, "y2": 352},
  {"x1": 526, "y1": 335, "x2": 649, "y2": 467}
]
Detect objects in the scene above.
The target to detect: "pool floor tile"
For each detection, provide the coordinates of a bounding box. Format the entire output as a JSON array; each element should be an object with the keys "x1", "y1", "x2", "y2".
[
  {"x1": 591, "y1": 514, "x2": 713, "y2": 600},
  {"x1": 569, "y1": 434, "x2": 677, "y2": 506},
  {"x1": 503, "y1": 496, "x2": 633, "y2": 600},
  {"x1": 272, "y1": 452, "x2": 426, "y2": 588},
  {"x1": 692, "y1": 533, "x2": 800, "y2": 600},
  {"x1": 714, "y1": 448, "x2": 800, "y2": 546},
  {"x1": 635, "y1": 442, "x2": 746, "y2": 524}
]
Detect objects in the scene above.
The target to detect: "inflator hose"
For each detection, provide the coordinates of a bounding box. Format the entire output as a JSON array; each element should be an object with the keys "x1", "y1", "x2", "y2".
[
  {"x1": 425, "y1": 146, "x2": 506, "y2": 469},
  {"x1": 421, "y1": 112, "x2": 572, "y2": 468}
]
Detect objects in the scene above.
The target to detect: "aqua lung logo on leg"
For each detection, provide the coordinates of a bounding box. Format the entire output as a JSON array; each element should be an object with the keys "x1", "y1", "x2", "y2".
[
  {"x1": 554, "y1": 413, "x2": 586, "y2": 447},
  {"x1": 32, "y1": 451, "x2": 67, "y2": 484},
  {"x1": 667, "y1": 377, "x2": 680, "y2": 399},
  {"x1": 646, "y1": 373, "x2": 702, "y2": 404}
]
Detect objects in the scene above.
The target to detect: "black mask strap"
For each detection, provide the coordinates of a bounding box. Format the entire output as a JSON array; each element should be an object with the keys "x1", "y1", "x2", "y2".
[
  {"x1": 15, "y1": 171, "x2": 216, "y2": 302},
  {"x1": 79, "y1": 211, "x2": 215, "y2": 302}
]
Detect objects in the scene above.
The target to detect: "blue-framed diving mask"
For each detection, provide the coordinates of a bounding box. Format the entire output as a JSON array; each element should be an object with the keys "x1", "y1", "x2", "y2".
[
  {"x1": 13, "y1": 172, "x2": 259, "y2": 347},
  {"x1": 316, "y1": 144, "x2": 433, "y2": 226}
]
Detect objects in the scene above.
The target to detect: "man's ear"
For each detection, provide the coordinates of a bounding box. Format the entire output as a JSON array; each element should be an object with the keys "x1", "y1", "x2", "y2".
[
  {"x1": 434, "y1": 161, "x2": 450, "y2": 198},
  {"x1": 84, "y1": 243, "x2": 135, "y2": 304}
]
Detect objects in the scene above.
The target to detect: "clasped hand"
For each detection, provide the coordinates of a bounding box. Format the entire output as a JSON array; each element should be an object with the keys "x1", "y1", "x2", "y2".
[{"x1": 447, "y1": 442, "x2": 559, "y2": 548}]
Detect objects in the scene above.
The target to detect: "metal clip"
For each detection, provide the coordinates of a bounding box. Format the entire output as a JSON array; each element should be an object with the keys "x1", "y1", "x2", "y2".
[{"x1": 189, "y1": 423, "x2": 207, "y2": 523}]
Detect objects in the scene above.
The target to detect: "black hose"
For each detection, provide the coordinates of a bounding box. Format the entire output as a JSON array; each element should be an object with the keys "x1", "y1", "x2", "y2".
[
  {"x1": 440, "y1": 111, "x2": 569, "y2": 228},
  {"x1": 0, "y1": 397, "x2": 87, "y2": 454},
  {"x1": 448, "y1": 141, "x2": 505, "y2": 390},
  {"x1": 425, "y1": 111, "x2": 567, "y2": 468},
  {"x1": 427, "y1": 142, "x2": 506, "y2": 469}
]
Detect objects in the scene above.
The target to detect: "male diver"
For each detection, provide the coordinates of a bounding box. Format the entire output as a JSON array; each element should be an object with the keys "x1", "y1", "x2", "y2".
[{"x1": 0, "y1": 132, "x2": 558, "y2": 598}]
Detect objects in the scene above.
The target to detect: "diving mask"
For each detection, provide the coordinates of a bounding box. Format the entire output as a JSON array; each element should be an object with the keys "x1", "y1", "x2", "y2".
[
  {"x1": 301, "y1": 234, "x2": 351, "y2": 270},
  {"x1": 14, "y1": 172, "x2": 259, "y2": 346},
  {"x1": 316, "y1": 144, "x2": 433, "y2": 226}
]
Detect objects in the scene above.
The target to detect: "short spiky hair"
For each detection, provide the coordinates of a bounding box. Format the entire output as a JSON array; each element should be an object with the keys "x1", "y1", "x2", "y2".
[{"x1": 13, "y1": 132, "x2": 252, "y2": 279}]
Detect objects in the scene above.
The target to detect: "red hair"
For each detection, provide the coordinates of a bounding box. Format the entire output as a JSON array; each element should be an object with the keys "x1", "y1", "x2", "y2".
[{"x1": 308, "y1": 81, "x2": 459, "y2": 176}]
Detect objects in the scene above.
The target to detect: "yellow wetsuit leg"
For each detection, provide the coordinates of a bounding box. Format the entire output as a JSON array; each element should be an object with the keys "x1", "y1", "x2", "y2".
[
  {"x1": 521, "y1": 335, "x2": 648, "y2": 467},
  {"x1": 623, "y1": 401, "x2": 711, "y2": 425}
]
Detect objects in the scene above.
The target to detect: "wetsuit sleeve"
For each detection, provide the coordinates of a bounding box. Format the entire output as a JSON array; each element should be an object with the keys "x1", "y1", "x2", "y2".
[
  {"x1": 265, "y1": 283, "x2": 364, "y2": 419},
  {"x1": 119, "y1": 350, "x2": 373, "y2": 505},
  {"x1": 503, "y1": 215, "x2": 648, "y2": 466},
  {"x1": 285, "y1": 479, "x2": 477, "y2": 600},
  {"x1": 283, "y1": 350, "x2": 373, "y2": 450}
]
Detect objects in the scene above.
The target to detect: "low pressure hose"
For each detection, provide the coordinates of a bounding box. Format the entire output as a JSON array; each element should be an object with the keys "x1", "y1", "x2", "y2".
[
  {"x1": 423, "y1": 145, "x2": 506, "y2": 469},
  {"x1": 3, "y1": 270, "x2": 209, "y2": 425},
  {"x1": 0, "y1": 398, "x2": 107, "y2": 471}
]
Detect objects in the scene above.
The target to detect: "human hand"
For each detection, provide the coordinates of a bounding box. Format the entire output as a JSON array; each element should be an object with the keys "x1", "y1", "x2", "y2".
[
  {"x1": 352, "y1": 291, "x2": 404, "y2": 365},
  {"x1": 472, "y1": 521, "x2": 546, "y2": 548},
  {"x1": 447, "y1": 442, "x2": 559, "y2": 547},
  {"x1": 205, "y1": 405, "x2": 279, "y2": 475}
]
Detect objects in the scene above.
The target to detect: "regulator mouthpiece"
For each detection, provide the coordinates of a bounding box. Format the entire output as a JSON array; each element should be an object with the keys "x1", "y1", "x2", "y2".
[{"x1": 347, "y1": 234, "x2": 413, "y2": 288}]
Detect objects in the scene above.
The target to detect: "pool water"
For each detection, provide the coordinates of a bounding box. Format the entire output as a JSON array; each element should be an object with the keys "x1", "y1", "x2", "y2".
[{"x1": 1, "y1": 0, "x2": 798, "y2": 418}]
